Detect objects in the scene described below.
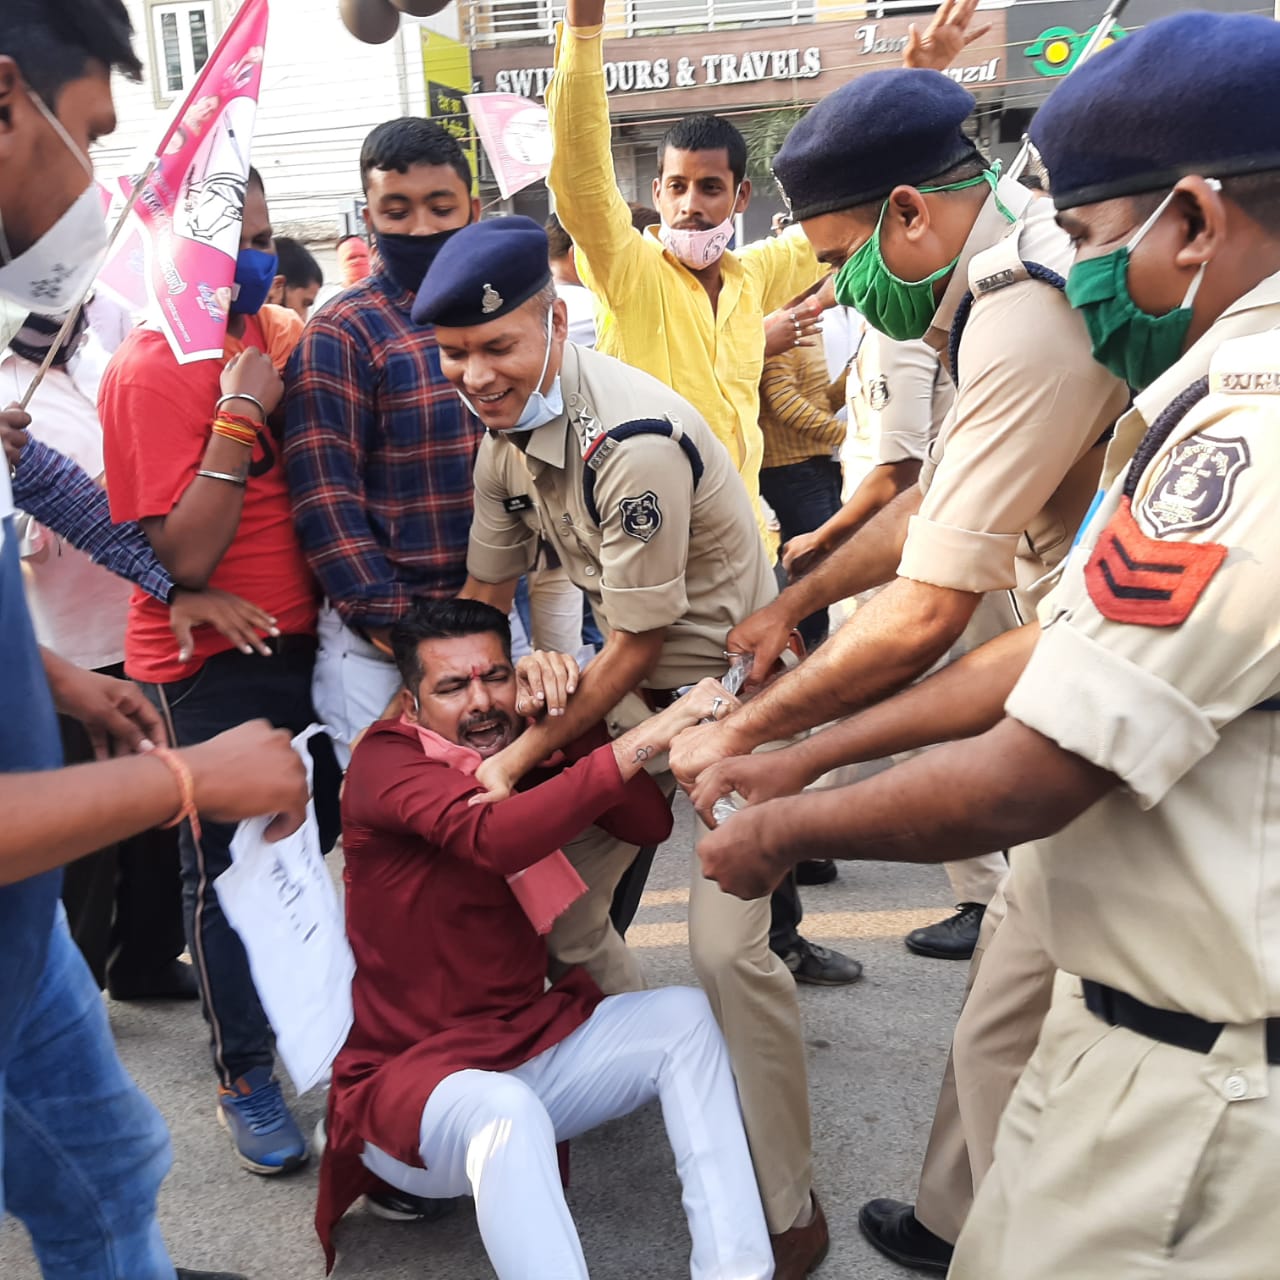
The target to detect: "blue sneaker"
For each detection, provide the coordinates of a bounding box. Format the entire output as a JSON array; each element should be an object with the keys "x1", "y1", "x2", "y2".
[{"x1": 217, "y1": 1066, "x2": 309, "y2": 1175}]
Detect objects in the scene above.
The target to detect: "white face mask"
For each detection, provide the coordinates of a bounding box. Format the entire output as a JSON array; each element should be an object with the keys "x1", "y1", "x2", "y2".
[
  {"x1": 659, "y1": 189, "x2": 739, "y2": 271},
  {"x1": 459, "y1": 309, "x2": 565, "y2": 434},
  {"x1": 0, "y1": 92, "x2": 108, "y2": 315}
]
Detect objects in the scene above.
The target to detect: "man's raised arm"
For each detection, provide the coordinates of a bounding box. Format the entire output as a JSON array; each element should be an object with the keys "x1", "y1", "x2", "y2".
[{"x1": 544, "y1": 0, "x2": 647, "y2": 301}]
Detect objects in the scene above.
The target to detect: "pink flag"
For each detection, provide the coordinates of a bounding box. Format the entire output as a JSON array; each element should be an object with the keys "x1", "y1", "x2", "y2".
[
  {"x1": 105, "y1": 0, "x2": 269, "y2": 363},
  {"x1": 463, "y1": 92, "x2": 551, "y2": 201}
]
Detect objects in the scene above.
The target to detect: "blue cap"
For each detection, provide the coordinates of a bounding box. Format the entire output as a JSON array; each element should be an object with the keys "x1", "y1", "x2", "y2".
[
  {"x1": 772, "y1": 69, "x2": 979, "y2": 221},
  {"x1": 411, "y1": 216, "x2": 552, "y2": 327},
  {"x1": 1031, "y1": 11, "x2": 1280, "y2": 210}
]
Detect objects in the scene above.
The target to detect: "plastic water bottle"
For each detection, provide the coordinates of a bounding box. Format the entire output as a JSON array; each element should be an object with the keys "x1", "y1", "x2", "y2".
[{"x1": 712, "y1": 791, "x2": 744, "y2": 826}]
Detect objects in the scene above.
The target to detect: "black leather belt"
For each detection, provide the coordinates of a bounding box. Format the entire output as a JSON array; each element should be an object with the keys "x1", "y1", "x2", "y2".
[
  {"x1": 639, "y1": 687, "x2": 681, "y2": 713},
  {"x1": 1082, "y1": 979, "x2": 1280, "y2": 1064},
  {"x1": 263, "y1": 633, "x2": 318, "y2": 659}
]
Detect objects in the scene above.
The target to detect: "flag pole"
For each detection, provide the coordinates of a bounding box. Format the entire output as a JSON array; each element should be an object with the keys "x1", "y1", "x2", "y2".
[
  {"x1": 17, "y1": 157, "x2": 159, "y2": 410},
  {"x1": 1006, "y1": 0, "x2": 1131, "y2": 182}
]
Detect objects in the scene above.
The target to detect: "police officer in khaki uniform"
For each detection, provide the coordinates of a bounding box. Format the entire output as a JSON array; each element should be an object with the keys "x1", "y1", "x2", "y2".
[
  {"x1": 698, "y1": 13, "x2": 1280, "y2": 1275},
  {"x1": 670, "y1": 69, "x2": 1127, "y2": 1273},
  {"x1": 800, "y1": 328, "x2": 1008, "y2": 962},
  {"x1": 409, "y1": 216, "x2": 830, "y2": 1278}
]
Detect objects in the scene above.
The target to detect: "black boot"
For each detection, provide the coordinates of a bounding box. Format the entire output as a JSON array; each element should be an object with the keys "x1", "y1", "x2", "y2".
[{"x1": 904, "y1": 902, "x2": 985, "y2": 960}]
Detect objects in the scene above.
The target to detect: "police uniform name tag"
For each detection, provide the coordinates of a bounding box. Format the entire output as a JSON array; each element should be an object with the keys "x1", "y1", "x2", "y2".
[
  {"x1": 503, "y1": 494, "x2": 535, "y2": 513},
  {"x1": 1209, "y1": 330, "x2": 1280, "y2": 397}
]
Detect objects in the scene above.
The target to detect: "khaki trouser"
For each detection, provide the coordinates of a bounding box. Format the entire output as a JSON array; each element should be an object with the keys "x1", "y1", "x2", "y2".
[
  {"x1": 953, "y1": 971, "x2": 1280, "y2": 1278},
  {"x1": 546, "y1": 697, "x2": 813, "y2": 1234},
  {"x1": 913, "y1": 863, "x2": 1056, "y2": 1245}
]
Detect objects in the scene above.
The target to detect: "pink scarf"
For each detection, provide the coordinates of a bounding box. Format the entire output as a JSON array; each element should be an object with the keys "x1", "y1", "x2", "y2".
[{"x1": 408, "y1": 717, "x2": 587, "y2": 935}]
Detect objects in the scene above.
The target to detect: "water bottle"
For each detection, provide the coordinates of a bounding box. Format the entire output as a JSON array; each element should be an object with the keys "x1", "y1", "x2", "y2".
[{"x1": 712, "y1": 790, "x2": 744, "y2": 826}]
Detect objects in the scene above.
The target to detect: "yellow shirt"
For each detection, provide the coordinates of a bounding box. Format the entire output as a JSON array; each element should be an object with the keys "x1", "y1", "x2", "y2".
[{"x1": 545, "y1": 22, "x2": 823, "y2": 527}]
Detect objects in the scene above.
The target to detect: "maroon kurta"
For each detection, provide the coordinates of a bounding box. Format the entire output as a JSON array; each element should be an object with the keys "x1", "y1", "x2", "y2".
[{"x1": 317, "y1": 719, "x2": 673, "y2": 1266}]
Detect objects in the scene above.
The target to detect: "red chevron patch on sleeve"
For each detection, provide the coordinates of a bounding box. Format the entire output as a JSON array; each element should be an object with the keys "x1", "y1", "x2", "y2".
[{"x1": 1085, "y1": 498, "x2": 1228, "y2": 627}]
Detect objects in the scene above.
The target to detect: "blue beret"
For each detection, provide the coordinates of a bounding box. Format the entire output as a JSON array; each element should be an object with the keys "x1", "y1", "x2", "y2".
[
  {"x1": 772, "y1": 70, "x2": 979, "y2": 221},
  {"x1": 411, "y1": 216, "x2": 551, "y2": 327},
  {"x1": 1030, "y1": 12, "x2": 1280, "y2": 210}
]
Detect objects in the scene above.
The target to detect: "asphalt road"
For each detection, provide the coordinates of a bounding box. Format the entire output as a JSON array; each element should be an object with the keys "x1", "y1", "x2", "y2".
[{"x1": 0, "y1": 793, "x2": 968, "y2": 1279}]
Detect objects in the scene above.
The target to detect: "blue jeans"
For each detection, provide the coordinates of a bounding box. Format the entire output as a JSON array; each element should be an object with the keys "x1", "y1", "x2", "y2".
[
  {"x1": 3, "y1": 911, "x2": 174, "y2": 1279},
  {"x1": 759, "y1": 456, "x2": 844, "y2": 653}
]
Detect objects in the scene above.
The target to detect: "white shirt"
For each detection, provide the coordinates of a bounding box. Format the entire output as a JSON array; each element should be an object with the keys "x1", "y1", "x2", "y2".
[
  {"x1": 556, "y1": 281, "x2": 598, "y2": 349},
  {"x1": 2, "y1": 339, "x2": 132, "y2": 670}
]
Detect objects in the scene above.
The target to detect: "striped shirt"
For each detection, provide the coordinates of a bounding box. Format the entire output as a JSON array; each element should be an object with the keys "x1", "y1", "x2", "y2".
[{"x1": 758, "y1": 342, "x2": 847, "y2": 471}]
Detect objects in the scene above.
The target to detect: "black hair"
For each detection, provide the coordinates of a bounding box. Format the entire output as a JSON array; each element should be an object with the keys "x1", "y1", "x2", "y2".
[
  {"x1": 390, "y1": 599, "x2": 513, "y2": 691},
  {"x1": 336, "y1": 232, "x2": 365, "y2": 249},
  {"x1": 247, "y1": 165, "x2": 264, "y2": 194},
  {"x1": 1, "y1": 0, "x2": 141, "y2": 105},
  {"x1": 629, "y1": 202, "x2": 661, "y2": 232},
  {"x1": 658, "y1": 114, "x2": 748, "y2": 189},
  {"x1": 273, "y1": 236, "x2": 322, "y2": 288},
  {"x1": 545, "y1": 212, "x2": 573, "y2": 260},
  {"x1": 359, "y1": 117, "x2": 472, "y2": 194},
  {"x1": 1221, "y1": 171, "x2": 1280, "y2": 236}
]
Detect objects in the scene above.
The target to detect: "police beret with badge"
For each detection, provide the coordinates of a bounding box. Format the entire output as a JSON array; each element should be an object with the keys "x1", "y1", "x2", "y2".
[
  {"x1": 411, "y1": 215, "x2": 552, "y2": 327},
  {"x1": 1029, "y1": 10, "x2": 1280, "y2": 210},
  {"x1": 771, "y1": 69, "x2": 979, "y2": 221}
]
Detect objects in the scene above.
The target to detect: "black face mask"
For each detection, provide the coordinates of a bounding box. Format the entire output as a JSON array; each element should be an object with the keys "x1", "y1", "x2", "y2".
[{"x1": 374, "y1": 226, "x2": 463, "y2": 297}]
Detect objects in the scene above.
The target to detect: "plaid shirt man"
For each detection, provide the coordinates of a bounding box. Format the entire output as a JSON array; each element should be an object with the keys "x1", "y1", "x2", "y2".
[{"x1": 283, "y1": 269, "x2": 482, "y2": 629}]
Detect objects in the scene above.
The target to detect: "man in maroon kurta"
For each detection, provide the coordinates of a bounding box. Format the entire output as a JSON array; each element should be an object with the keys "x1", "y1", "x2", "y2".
[{"x1": 317, "y1": 599, "x2": 774, "y2": 1279}]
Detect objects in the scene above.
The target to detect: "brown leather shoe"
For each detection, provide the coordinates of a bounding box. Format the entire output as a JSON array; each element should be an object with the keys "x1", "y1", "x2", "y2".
[{"x1": 771, "y1": 1191, "x2": 830, "y2": 1279}]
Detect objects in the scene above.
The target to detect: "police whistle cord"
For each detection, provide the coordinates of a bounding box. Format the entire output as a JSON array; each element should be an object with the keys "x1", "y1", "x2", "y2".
[
  {"x1": 1006, "y1": 0, "x2": 1132, "y2": 183},
  {"x1": 17, "y1": 158, "x2": 158, "y2": 411}
]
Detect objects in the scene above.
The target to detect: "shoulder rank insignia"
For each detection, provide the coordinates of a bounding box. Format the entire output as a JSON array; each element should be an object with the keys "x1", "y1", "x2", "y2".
[
  {"x1": 618, "y1": 491, "x2": 663, "y2": 542},
  {"x1": 1084, "y1": 497, "x2": 1226, "y2": 627},
  {"x1": 1138, "y1": 434, "x2": 1250, "y2": 537}
]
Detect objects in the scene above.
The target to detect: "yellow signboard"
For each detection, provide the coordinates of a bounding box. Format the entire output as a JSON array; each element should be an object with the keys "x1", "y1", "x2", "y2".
[{"x1": 421, "y1": 29, "x2": 477, "y2": 194}]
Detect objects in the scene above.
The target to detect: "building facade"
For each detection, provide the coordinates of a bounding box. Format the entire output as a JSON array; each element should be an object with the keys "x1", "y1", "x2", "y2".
[{"x1": 98, "y1": 0, "x2": 1269, "y2": 279}]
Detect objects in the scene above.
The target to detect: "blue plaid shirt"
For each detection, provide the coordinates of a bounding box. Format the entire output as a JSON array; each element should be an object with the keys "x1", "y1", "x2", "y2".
[
  {"x1": 13, "y1": 437, "x2": 173, "y2": 602},
  {"x1": 284, "y1": 271, "x2": 483, "y2": 630}
]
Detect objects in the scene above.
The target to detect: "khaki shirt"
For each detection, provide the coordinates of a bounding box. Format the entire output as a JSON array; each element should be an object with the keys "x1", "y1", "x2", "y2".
[
  {"x1": 468, "y1": 343, "x2": 776, "y2": 689},
  {"x1": 1007, "y1": 272, "x2": 1280, "y2": 1024},
  {"x1": 849, "y1": 331, "x2": 954, "y2": 467},
  {"x1": 900, "y1": 179, "x2": 1130, "y2": 605}
]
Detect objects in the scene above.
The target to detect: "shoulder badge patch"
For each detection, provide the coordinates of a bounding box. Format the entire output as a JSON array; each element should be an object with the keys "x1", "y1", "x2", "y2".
[
  {"x1": 867, "y1": 375, "x2": 891, "y2": 411},
  {"x1": 1138, "y1": 434, "x2": 1250, "y2": 537},
  {"x1": 1085, "y1": 497, "x2": 1227, "y2": 627},
  {"x1": 619, "y1": 491, "x2": 663, "y2": 542}
]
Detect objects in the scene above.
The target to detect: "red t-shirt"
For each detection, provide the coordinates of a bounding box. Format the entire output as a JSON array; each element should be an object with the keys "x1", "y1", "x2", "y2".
[
  {"x1": 316, "y1": 719, "x2": 674, "y2": 1266},
  {"x1": 100, "y1": 309, "x2": 318, "y2": 682}
]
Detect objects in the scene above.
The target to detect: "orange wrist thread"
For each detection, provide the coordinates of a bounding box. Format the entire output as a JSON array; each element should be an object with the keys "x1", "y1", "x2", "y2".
[{"x1": 152, "y1": 747, "x2": 201, "y2": 842}]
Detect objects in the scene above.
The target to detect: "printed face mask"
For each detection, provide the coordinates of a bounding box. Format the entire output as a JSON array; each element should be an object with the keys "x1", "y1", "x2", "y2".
[
  {"x1": 660, "y1": 187, "x2": 740, "y2": 270},
  {"x1": 0, "y1": 92, "x2": 107, "y2": 315}
]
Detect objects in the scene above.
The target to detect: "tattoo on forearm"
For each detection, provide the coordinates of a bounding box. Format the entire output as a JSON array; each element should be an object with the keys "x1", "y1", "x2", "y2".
[{"x1": 633, "y1": 744, "x2": 656, "y2": 763}]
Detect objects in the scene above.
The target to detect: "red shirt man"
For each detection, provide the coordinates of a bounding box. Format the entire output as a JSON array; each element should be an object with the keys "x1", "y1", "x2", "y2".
[
  {"x1": 319, "y1": 599, "x2": 774, "y2": 1280},
  {"x1": 98, "y1": 168, "x2": 326, "y2": 1180}
]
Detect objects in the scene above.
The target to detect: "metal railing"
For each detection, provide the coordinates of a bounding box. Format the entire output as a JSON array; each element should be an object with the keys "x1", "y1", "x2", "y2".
[{"x1": 463, "y1": 0, "x2": 950, "y2": 45}]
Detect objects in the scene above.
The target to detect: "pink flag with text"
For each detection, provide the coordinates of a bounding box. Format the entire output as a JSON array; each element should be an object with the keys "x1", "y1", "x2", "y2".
[
  {"x1": 102, "y1": 0, "x2": 269, "y2": 364},
  {"x1": 463, "y1": 92, "x2": 551, "y2": 200}
]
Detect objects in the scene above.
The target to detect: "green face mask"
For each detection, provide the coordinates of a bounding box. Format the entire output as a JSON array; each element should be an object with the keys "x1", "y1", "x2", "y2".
[
  {"x1": 833, "y1": 166, "x2": 1010, "y2": 342},
  {"x1": 1064, "y1": 186, "x2": 1208, "y2": 391}
]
